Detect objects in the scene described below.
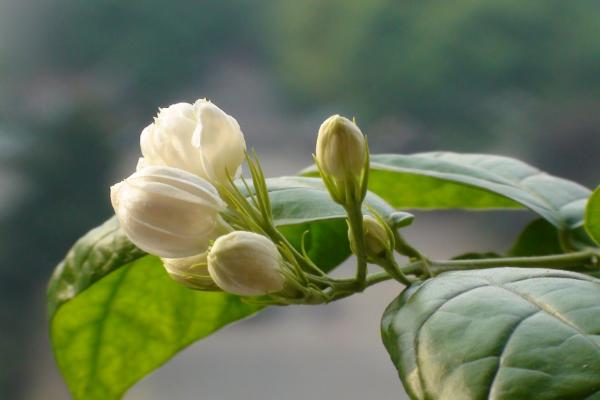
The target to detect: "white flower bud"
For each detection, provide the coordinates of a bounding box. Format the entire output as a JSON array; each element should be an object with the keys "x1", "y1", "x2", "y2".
[
  {"x1": 350, "y1": 215, "x2": 392, "y2": 260},
  {"x1": 110, "y1": 165, "x2": 228, "y2": 258},
  {"x1": 207, "y1": 231, "x2": 285, "y2": 296},
  {"x1": 139, "y1": 99, "x2": 246, "y2": 185},
  {"x1": 316, "y1": 115, "x2": 366, "y2": 179},
  {"x1": 162, "y1": 253, "x2": 220, "y2": 291}
]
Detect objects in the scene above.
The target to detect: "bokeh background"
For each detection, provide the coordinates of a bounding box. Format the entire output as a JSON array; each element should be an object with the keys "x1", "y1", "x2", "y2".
[{"x1": 1, "y1": 1, "x2": 599, "y2": 399}]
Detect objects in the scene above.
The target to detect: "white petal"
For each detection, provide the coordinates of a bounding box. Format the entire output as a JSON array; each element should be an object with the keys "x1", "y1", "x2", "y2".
[{"x1": 193, "y1": 101, "x2": 246, "y2": 183}]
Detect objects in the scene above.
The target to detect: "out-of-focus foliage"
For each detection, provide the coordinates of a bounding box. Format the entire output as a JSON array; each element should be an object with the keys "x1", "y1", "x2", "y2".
[
  {"x1": 6, "y1": 1, "x2": 257, "y2": 107},
  {"x1": 0, "y1": 106, "x2": 115, "y2": 397},
  {"x1": 265, "y1": 0, "x2": 600, "y2": 151}
]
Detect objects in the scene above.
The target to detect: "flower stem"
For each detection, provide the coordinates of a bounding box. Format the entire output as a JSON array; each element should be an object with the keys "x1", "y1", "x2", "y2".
[
  {"x1": 346, "y1": 203, "x2": 369, "y2": 289},
  {"x1": 427, "y1": 249, "x2": 599, "y2": 274}
]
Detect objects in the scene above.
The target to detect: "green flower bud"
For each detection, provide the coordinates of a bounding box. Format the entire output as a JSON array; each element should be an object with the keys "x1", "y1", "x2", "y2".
[
  {"x1": 316, "y1": 115, "x2": 366, "y2": 180},
  {"x1": 161, "y1": 253, "x2": 221, "y2": 291},
  {"x1": 350, "y1": 215, "x2": 392, "y2": 260},
  {"x1": 207, "y1": 231, "x2": 285, "y2": 296}
]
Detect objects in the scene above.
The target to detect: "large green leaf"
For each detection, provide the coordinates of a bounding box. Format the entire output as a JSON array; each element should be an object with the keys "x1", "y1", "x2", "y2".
[
  {"x1": 48, "y1": 219, "x2": 262, "y2": 400},
  {"x1": 586, "y1": 186, "x2": 600, "y2": 246},
  {"x1": 49, "y1": 177, "x2": 395, "y2": 399},
  {"x1": 303, "y1": 152, "x2": 591, "y2": 230},
  {"x1": 47, "y1": 217, "x2": 145, "y2": 316},
  {"x1": 370, "y1": 153, "x2": 590, "y2": 230},
  {"x1": 51, "y1": 256, "x2": 261, "y2": 399},
  {"x1": 382, "y1": 268, "x2": 600, "y2": 400}
]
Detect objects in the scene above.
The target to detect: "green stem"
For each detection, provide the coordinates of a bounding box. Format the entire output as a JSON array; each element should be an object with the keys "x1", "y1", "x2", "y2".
[
  {"x1": 326, "y1": 271, "x2": 392, "y2": 301},
  {"x1": 334, "y1": 250, "x2": 599, "y2": 295},
  {"x1": 428, "y1": 249, "x2": 599, "y2": 274},
  {"x1": 346, "y1": 203, "x2": 368, "y2": 289},
  {"x1": 378, "y1": 254, "x2": 414, "y2": 286},
  {"x1": 263, "y1": 224, "x2": 328, "y2": 276},
  {"x1": 365, "y1": 271, "x2": 393, "y2": 286},
  {"x1": 276, "y1": 249, "x2": 600, "y2": 305},
  {"x1": 393, "y1": 230, "x2": 421, "y2": 260}
]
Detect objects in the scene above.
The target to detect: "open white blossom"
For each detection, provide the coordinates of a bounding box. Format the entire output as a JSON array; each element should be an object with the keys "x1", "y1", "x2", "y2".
[
  {"x1": 139, "y1": 99, "x2": 246, "y2": 185},
  {"x1": 110, "y1": 165, "x2": 228, "y2": 258}
]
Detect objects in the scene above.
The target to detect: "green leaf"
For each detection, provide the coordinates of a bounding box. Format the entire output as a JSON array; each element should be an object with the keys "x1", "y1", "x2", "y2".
[
  {"x1": 382, "y1": 268, "x2": 600, "y2": 400},
  {"x1": 303, "y1": 152, "x2": 591, "y2": 230},
  {"x1": 48, "y1": 219, "x2": 262, "y2": 400},
  {"x1": 51, "y1": 256, "x2": 261, "y2": 400},
  {"x1": 585, "y1": 186, "x2": 600, "y2": 246},
  {"x1": 245, "y1": 176, "x2": 394, "y2": 225},
  {"x1": 508, "y1": 219, "x2": 563, "y2": 257},
  {"x1": 278, "y1": 220, "x2": 349, "y2": 272},
  {"x1": 49, "y1": 177, "x2": 395, "y2": 399},
  {"x1": 47, "y1": 217, "x2": 145, "y2": 316}
]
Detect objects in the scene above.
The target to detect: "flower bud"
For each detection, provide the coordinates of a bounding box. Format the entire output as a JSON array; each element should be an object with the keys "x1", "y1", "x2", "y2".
[
  {"x1": 316, "y1": 115, "x2": 366, "y2": 179},
  {"x1": 350, "y1": 215, "x2": 392, "y2": 260},
  {"x1": 162, "y1": 253, "x2": 220, "y2": 291},
  {"x1": 207, "y1": 231, "x2": 285, "y2": 296},
  {"x1": 110, "y1": 165, "x2": 228, "y2": 258},
  {"x1": 139, "y1": 99, "x2": 246, "y2": 185}
]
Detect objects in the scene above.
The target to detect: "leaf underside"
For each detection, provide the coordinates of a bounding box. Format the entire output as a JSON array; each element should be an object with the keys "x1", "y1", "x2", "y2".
[
  {"x1": 382, "y1": 268, "x2": 600, "y2": 400},
  {"x1": 51, "y1": 256, "x2": 262, "y2": 399},
  {"x1": 303, "y1": 152, "x2": 591, "y2": 231},
  {"x1": 369, "y1": 153, "x2": 590, "y2": 230}
]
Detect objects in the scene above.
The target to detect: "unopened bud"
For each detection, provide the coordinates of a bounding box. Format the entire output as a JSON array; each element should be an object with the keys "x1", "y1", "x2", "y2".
[
  {"x1": 110, "y1": 166, "x2": 228, "y2": 258},
  {"x1": 316, "y1": 115, "x2": 366, "y2": 180},
  {"x1": 207, "y1": 231, "x2": 285, "y2": 296},
  {"x1": 350, "y1": 215, "x2": 392, "y2": 260},
  {"x1": 162, "y1": 253, "x2": 221, "y2": 291}
]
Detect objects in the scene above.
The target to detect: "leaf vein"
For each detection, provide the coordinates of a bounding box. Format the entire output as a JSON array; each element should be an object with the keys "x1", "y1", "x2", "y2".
[
  {"x1": 413, "y1": 283, "x2": 490, "y2": 398},
  {"x1": 486, "y1": 310, "x2": 541, "y2": 399},
  {"x1": 83, "y1": 265, "x2": 134, "y2": 398}
]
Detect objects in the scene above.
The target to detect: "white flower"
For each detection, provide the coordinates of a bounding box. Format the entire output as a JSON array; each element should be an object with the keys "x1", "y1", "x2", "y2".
[
  {"x1": 139, "y1": 99, "x2": 246, "y2": 185},
  {"x1": 207, "y1": 231, "x2": 285, "y2": 296},
  {"x1": 161, "y1": 253, "x2": 220, "y2": 291},
  {"x1": 316, "y1": 115, "x2": 366, "y2": 179},
  {"x1": 110, "y1": 165, "x2": 228, "y2": 258}
]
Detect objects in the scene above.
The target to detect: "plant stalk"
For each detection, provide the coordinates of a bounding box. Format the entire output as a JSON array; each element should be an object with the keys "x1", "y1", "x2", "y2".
[
  {"x1": 346, "y1": 203, "x2": 369, "y2": 289},
  {"x1": 428, "y1": 249, "x2": 599, "y2": 274}
]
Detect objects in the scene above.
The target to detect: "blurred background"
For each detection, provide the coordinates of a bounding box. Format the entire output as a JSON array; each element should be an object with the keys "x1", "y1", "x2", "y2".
[{"x1": 1, "y1": 1, "x2": 599, "y2": 399}]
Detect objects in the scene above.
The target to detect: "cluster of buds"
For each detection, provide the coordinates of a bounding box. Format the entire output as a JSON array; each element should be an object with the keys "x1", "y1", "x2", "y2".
[
  {"x1": 315, "y1": 115, "x2": 412, "y2": 284},
  {"x1": 110, "y1": 99, "x2": 409, "y2": 304},
  {"x1": 110, "y1": 99, "x2": 288, "y2": 297}
]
